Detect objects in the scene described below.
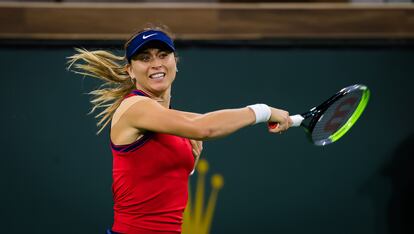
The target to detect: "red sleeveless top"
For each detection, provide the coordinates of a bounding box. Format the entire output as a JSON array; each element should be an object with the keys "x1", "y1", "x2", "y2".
[{"x1": 111, "y1": 90, "x2": 194, "y2": 234}]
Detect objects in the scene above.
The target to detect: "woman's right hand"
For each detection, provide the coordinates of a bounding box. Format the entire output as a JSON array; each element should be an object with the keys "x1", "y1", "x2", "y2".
[{"x1": 268, "y1": 107, "x2": 292, "y2": 133}]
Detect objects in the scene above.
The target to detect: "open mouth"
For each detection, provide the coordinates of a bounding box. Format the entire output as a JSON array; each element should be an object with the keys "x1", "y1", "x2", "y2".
[{"x1": 149, "y1": 72, "x2": 166, "y2": 80}]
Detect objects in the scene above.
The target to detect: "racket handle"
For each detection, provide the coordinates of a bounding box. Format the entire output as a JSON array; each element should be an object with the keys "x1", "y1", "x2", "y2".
[
  {"x1": 268, "y1": 114, "x2": 305, "y2": 129},
  {"x1": 290, "y1": 114, "x2": 305, "y2": 127}
]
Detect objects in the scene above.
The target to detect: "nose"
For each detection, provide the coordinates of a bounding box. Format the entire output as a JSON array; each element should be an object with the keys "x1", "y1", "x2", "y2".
[{"x1": 150, "y1": 57, "x2": 163, "y2": 70}]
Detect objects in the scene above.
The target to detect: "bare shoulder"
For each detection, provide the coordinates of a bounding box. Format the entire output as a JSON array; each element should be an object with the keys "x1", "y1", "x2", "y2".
[
  {"x1": 111, "y1": 95, "x2": 149, "y2": 128},
  {"x1": 110, "y1": 95, "x2": 152, "y2": 145}
]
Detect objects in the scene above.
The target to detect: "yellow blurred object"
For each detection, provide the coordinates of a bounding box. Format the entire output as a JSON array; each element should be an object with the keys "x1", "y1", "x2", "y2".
[{"x1": 182, "y1": 159, "x2": 224, "y2": 234}]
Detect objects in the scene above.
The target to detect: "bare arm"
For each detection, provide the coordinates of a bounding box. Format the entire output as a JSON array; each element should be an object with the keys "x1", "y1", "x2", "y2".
[
  {"x1": 179, "y1": 111, "x2": 202, "y2": 119},
  {"x1": 124, "y1": 97, "x2": 256, "y2": 140},
  {"x1": 180, "y1": 111, "x2": 203, "y2": 170}
]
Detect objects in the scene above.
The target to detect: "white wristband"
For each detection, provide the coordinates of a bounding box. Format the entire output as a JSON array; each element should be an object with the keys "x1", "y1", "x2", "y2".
[{"x1": 247, "y1": 104, "x2": 271, "y2": 124}]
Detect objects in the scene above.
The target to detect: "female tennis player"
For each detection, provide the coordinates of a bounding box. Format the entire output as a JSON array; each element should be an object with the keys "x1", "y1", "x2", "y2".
[{"x1": 68, "y1": 25, "x2": 292, "y2": 234}]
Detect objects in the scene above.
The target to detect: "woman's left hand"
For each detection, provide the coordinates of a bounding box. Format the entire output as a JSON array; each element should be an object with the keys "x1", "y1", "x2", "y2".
[{"x1": 190, "y1": 139, "x2": 203, "y2": 169}]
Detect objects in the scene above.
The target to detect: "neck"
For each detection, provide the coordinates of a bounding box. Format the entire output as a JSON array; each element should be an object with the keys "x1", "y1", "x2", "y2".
[
  {"x1": 136, "y1": 86, "x2": 171, "y2": 108},
  {"x1": 153, "y1": 91, "x2": 171, "y2": 108}
]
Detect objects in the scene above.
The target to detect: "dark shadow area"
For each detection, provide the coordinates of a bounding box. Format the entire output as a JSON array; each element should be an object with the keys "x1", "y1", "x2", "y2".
[{"x1": 384, "y1": 133, "x2": 414, "y2": 234}]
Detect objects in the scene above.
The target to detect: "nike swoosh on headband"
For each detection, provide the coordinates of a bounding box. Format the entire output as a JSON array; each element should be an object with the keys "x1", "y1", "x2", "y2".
[{"x1": 142, "y1": 33, "x2": 157, "y2": 39}]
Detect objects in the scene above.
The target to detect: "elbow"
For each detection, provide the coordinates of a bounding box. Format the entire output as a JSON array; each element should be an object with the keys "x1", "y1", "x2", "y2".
[{"x1": 193, "y1": 126, "x2": 216, "y2": 140}]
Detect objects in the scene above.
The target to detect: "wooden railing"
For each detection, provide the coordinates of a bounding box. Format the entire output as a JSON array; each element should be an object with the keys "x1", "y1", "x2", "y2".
[{"x1": 0, "y1": 2, "x2": 413, "y2": 41}]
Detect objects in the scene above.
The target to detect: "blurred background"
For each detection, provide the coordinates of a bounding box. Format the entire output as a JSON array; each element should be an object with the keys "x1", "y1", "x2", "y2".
[{"x1": 0, "y1": 0, "x2": 413, "y2": 233}]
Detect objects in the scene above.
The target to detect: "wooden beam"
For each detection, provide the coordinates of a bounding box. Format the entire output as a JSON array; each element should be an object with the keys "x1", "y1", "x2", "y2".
[{"x1": 0, "y1": 2, "x2": 413, "y2": 40}]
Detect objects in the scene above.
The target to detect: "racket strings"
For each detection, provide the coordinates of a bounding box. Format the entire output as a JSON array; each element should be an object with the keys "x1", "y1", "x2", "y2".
[{"x1": 311, "y1": 91, "x2": 363, "y2": 145}]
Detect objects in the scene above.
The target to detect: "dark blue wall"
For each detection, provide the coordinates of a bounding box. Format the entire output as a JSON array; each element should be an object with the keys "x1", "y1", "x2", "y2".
[{"x1": 1, "y1": 45, "x2": 413, "y2": 234}]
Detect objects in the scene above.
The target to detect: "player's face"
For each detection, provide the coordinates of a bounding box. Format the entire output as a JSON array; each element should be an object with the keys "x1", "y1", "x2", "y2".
[{"x1": 128, "y1": 47, "x2": 177, "y2": 95}]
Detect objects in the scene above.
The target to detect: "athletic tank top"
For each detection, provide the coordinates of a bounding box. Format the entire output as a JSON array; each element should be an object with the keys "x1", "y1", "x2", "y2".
[{"x1": 111, "y1": 90, "x2": 194, "y2": 234}]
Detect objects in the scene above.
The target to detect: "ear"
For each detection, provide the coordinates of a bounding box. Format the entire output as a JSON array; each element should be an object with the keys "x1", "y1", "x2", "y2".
[
  {"x1": 126, "y1": 64, "x2": 134, "y2": 79},
  {"x1": 174, "y1": 56, "x2": 179, "y2": 72}
]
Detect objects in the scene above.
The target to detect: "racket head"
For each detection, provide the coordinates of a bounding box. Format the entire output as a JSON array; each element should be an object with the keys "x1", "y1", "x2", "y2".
[{"x1": 303, "y1": 84, "x2": 370, "y2": 146}]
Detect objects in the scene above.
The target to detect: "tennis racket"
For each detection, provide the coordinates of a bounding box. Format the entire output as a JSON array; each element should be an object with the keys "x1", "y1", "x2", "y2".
[{"x1": 269, "y1": 84, "x2": 370, "y2": 146}]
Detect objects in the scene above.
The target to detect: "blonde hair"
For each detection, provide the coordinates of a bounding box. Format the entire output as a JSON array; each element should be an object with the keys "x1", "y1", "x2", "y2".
[{"x1": 67, "y1": 24, "x2": 175, "y2": 134}]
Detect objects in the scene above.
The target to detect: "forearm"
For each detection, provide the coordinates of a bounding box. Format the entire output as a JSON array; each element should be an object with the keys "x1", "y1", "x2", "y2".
[
  {"x1": 126, "y1": 99, "x2": 270, "y2": 140},
  {"x1": 192, "y1": 107, "x2": 256, "y2": 140}
]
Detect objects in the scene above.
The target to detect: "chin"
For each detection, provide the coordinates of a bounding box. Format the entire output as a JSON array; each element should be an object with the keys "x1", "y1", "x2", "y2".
[{"x1": 149, "y1": 82, "x2": 171, "y2": 93}]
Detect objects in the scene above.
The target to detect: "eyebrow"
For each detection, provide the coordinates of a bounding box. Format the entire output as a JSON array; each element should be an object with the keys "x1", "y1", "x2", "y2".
[
  {"x1": 141, "y1": 48, "x2": 168, "y2": 53},
  {"x1": 133, "y1": 49, "x2": 171, "y2": 59}
]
